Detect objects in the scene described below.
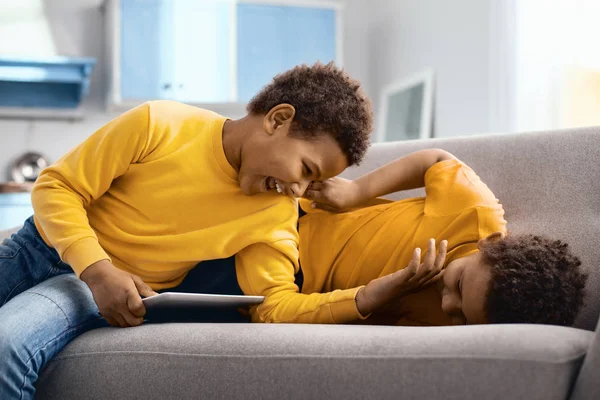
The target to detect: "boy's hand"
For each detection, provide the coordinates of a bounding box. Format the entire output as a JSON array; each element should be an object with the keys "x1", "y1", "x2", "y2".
[
  {"x1": 304, "y1": 177, "x2": 364, "y2": 212},
  {"x1": 355, "y1": 239, "x2": 447, "y2": 316},
  {"x1": 80, "y1": 259, "x2": 158, "y2": 328}
]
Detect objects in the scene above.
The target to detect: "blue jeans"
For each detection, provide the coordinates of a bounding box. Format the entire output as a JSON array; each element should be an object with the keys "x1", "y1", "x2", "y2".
[
  {"x1": 0, "y1": 217, "x2": 250, "y2": 399},
  {"x1": 0, "y1": 217, "x2": 107, "y2": 400}
]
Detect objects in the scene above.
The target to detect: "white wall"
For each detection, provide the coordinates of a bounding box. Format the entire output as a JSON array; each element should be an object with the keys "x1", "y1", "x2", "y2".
[
  {"x1": 367, "y1": 0, "x2": 494, "y2": 138},
  {"x1": 341, "y1": 0, "x2": 371, "y2": 97}
]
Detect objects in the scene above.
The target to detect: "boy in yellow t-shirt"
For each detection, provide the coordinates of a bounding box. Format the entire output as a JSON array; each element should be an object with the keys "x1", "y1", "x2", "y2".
[
  {"x1": 0, "y1": 63, "x2": 375, "y2": 399},
  {"x1": 301, "y1": 149, "x2": 587, "y2": 327}
]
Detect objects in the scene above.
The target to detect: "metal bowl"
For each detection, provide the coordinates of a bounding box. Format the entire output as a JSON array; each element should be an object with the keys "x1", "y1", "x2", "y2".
[{"x1": 10, "y1": 152, "x2": 49, "y2": 183}]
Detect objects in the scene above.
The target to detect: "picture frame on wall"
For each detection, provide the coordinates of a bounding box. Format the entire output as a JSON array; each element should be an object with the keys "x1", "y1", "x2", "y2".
[{"x1": 376, "y1": 69, "x2": 435, "y2": 142}]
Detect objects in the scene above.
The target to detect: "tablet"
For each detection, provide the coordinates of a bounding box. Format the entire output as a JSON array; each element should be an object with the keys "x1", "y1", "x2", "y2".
[{"x1": 142, "y1": 292, "x2": 264, "y2": 309}]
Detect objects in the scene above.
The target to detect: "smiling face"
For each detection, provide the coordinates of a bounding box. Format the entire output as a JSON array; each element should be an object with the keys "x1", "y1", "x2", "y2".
[{"x1": 238, "y1": 105, "x2": 349, "y2": 196}]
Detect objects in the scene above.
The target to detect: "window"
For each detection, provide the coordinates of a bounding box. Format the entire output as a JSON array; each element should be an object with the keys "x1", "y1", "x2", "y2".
[
  {"x1": 514, "y1": 0, "x2": 600, "y2": 131},
  {"x1": 106, "y1": 0, "x2": 341, "y2": 112},
  {"x1": 490, "y1": 0, "x2": 600, "y2": 133}
]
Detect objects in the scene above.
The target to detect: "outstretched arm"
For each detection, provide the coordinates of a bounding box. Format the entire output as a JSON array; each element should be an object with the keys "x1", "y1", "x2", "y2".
[
  {"x1": 238, "y1": 238, "x2": 447, "y2": 322},
  {"x1": 305, "y1": 148, "x2": 455, "y2": 212}
]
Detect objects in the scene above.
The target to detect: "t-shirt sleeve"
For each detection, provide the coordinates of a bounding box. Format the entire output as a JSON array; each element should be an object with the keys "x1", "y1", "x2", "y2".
[
  {"x1": 235, "y1": 240, "x2": 368, "y2": 324},
  {"x1": 424, "y1": 159, "x2": 500, "y2": 216}
]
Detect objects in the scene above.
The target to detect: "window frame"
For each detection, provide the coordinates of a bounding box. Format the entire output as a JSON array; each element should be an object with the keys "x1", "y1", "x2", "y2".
[{"x1": 105, "y1": 0, "x2": 344, "y2": 116}]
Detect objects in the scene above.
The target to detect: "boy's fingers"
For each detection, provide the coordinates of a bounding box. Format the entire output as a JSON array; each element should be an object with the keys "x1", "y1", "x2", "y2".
[
  {"x1": 424, "y1": 238, "x2": 436, "y2": 267},
  {"x1": 127, "y1": 291, "x2": 146, "y2": 318},
  {"x1": 421, "y1": 270, "x2": 445, "y2": 286},
  {"x1": 434, "y1": 240, "x2": 448, "y2": 269},
  {"x1": 390, "y1": 250, "x2": 419, "y2": 289},
  {"x1": 120, "y1": 289, "x2": 144, "y2": 326},
  {"x1": 413, "y1": 239, "x2": 435, "y2": 281},
  {"x1": 113, "y1": 313, "x2": 128, "y2": 328},
  {"x1": 309, "y1": 181, "x2": 323, "y2": 190},
  {"x1": 412, "y1": 247, "x2": 421, "y2": 267},
  {"x1": 304, "y1": 190, "x2": 322, "y2": 201},
  {"x1": 404, "y1": 248, "x2": 420, "y2": 281},
  {"x1": 104, "y1": 315, "x2": 119, "y2": 327},
  {"x1": 418, "y1": 240, "x2": 447, "y2": 283},
  {"x1": 120, "y1": 304, "x2": 143, "y2": 327},
  {"x1": 132, "y1": 275, "x2": 158, "y2": 298}
]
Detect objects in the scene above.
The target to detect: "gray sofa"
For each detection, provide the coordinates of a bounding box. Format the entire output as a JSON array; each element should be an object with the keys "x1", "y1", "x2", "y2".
[{"x1": 2, "y1": 126, "x2": 600, "y2": 399}]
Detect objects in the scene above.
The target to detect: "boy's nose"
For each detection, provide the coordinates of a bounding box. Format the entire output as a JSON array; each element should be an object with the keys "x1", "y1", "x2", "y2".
[
  {"x1": 289, "y1": 181, "x2": 310, "y2": 197},
  {"x1": 441, "y1": 293, "x2": 461, "y2": 315}
]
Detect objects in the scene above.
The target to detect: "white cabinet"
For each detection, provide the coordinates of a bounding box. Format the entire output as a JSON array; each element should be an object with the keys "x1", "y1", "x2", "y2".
[{"x1": 107, "y1": 0, "x2": 340, "y2": 111}]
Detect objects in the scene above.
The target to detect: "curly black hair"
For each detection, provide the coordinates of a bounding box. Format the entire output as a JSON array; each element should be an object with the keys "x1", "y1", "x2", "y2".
[
  {"x1": 481, "y1": 234, "x2": 588, "y2": 326},
  {"x1": 247, "y1": 62, "x2": 373, "y2": 166}
]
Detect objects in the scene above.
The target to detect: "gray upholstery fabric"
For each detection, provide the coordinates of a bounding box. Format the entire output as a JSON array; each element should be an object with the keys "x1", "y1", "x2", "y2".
[
  {"x1": 35, "y1": 324, "x2": 591, "y2": 400},
  {"x1": 570, "y1": 318, "x2": 600, "y2": 399},
  {"x1": 1, "y1": 126, "x2": 599, "y2": 399},
  {"x1": 341, "y1": 127, "x2": 600, "y2": 331}
]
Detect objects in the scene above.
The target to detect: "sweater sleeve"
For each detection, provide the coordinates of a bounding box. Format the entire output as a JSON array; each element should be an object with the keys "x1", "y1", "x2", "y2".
[
  {"x1": 236, "y1": 240, "x2": 368, "y2": 324},
  {"x1": 31, "y1": 103, "x2": 152, "y2": 276}
]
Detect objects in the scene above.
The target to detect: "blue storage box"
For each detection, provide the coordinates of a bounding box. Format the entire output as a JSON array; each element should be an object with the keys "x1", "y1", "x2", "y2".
[
  {"x1": 0, "y1": 193, "x2": 32, "y2": 230},
  {"x1": 0, "y1": 56, "x2": 96, "y2": 108}
]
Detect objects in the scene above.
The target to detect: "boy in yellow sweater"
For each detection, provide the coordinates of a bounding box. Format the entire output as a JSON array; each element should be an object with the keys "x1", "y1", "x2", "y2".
[
  {"x1": 300, "y1": 149, "x2": 587, "y2": 327},
  {"x1": 0, "y1": 63, "x2": 376, "y2": 399}
]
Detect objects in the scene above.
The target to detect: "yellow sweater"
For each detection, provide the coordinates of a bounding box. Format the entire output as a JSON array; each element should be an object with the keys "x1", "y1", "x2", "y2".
[{"x1": 31, "y1": 100, "x2": 363, "y2": 324}]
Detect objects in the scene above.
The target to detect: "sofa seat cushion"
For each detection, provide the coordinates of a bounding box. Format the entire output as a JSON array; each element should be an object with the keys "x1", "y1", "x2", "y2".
[{"x1": 36, "y1": 323, "x2": 591, "y2": 400}]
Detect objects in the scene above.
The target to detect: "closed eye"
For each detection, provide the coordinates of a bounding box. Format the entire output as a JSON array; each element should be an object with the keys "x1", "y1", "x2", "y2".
[{"x1": 303, "y1": 162, "x2": 312, "y2": 177}]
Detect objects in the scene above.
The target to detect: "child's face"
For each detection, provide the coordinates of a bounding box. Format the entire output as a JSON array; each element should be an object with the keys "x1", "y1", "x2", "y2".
[
  {"x1": 238, "y1": 107, "x2": 349, "y2": 196},
  {"x1": 441, "y1": 251, "x2": 491, "y2": 325}
]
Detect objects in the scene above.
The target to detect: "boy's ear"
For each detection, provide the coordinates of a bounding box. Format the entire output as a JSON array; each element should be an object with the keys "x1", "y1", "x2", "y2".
[
  {"x1": 263, "y1": 104, "x2": 296, "y2": 135},
  {"x1": 478, "y1": 231, "x2": 506, "y2": 247}
]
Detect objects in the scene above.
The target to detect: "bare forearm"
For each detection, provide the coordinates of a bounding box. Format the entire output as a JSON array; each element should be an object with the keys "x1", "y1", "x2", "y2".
[{"x1": 354, "y1": 149, "x2": 455, "y2": 201}]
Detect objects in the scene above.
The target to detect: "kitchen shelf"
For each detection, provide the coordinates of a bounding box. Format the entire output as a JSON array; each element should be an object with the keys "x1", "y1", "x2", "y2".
[
  {"x1": 0, "y1": 56, "x2": 96, "y2": 119},
  {"x1": 0, "y1": 106, "x2": 84, "y2": 121}
]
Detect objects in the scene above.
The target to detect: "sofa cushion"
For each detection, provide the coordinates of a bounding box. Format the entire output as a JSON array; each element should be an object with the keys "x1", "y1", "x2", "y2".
[{"x1": 35, "y1": 323, "x2": 591, "y2": 400}]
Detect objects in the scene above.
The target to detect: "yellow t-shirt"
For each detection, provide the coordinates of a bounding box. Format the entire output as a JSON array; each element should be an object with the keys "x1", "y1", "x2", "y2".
[
  {"x1": 298, "y1": 159, "x2": 507, "y2": 325},
  {"x1": 32, "y1": 100, "x2": 364, "y2": 324}
]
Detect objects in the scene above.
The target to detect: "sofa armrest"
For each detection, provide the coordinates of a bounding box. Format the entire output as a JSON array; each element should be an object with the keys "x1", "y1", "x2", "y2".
[{"x1": 569, "y1": 317, "x2": 600, "y2": 399}]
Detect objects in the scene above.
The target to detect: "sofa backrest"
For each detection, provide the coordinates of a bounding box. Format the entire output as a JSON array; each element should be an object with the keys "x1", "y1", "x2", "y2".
[{"x1": 342, "y1": 126, "x2": 600, "y2": 331}]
